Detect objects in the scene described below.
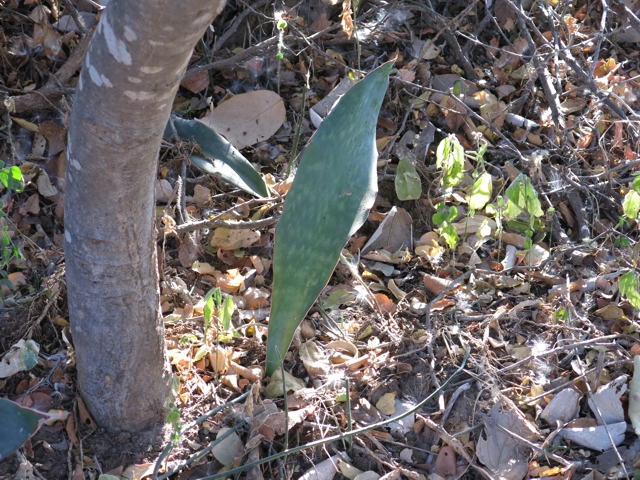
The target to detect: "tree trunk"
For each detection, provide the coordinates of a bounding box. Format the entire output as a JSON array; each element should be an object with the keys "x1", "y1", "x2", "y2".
[{"x1": 65, "y1": 0, "x2": 226, "y2": 432}]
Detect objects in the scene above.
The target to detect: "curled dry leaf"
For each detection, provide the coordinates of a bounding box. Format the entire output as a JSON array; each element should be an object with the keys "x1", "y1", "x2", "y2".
[
  {"x1": 214, "y1": 269, "x2": 245, "y2": 294},
  {"x1": 229, "y1": 361, "x2": 263, "y2": 381},
  {"x1": 422, "y1": 274, "x2": 454, "y2": 295},
  {"x1": 326, "y1": 340, "x2": 358, "y2": 357}
]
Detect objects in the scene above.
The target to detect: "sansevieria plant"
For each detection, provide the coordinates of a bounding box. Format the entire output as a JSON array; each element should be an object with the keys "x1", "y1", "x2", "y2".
[{"x1": 266, "y1": 62, "x2": 392, "y2": 375}]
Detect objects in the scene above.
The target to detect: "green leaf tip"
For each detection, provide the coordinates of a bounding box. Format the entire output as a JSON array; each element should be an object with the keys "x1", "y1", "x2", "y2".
[
  {"x1": 266, "y1": 62, "x2": 393, "y2": 375},
  {"x1": 0, "y1": 398, "x2": 46, "y2": 459}
]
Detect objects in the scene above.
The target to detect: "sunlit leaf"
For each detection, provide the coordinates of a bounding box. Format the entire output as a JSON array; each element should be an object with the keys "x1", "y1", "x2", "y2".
[
  {"x1": 505, "y1": 174, "x2": 543, "y2": 219},
  {"x1": 266, "y1": 62, "x2": 392, "y2": 375},
  {"x1": 624, "y1": 191, "x2": 640, "y2": 219},
  {"x1": 435, "y1": 135, "x2": 465, "y2": 187},
  {"x1": 468, "y1": 172, "x2": 492, "y2": 210},
  {"x1": 620, "y1": 271, "x2": 640, "y2": 310},
  {"x1": 440, "y1": 224, "x2": 459, "y2": 250},
  {"x1": 0, "y1": 166, "x2": 24, "y2": 193}
]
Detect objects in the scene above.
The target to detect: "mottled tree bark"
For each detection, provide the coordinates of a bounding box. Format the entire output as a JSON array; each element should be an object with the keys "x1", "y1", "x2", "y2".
[{"x1": 65, "y1": 0, "x2": 226, "y2": 432}]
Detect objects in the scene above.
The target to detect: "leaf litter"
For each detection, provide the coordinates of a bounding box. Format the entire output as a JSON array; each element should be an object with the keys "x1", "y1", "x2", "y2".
[{"x1": 5, "y1": 0, "x2": 640, "y2": 478}]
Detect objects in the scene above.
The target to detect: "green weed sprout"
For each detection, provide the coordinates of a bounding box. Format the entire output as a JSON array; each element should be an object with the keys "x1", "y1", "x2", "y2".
[
  {"x1": 0, "y1": 160, "x2": 25, "y2": 295},
  {"x1": 619, "y1": 175, "x2": 640, "y2": 310}
]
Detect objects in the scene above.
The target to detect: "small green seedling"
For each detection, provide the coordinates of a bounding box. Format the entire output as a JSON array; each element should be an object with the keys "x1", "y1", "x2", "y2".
[
  {"x1": 165, "y1": 375, "x2": 182, "y2": 445},
  {"x1": 436, "y1": 135, "x2": 465, "y2": 188},
  {"x1": 0, "y1": 160, "x2": 25, "y2": 296},
  {"x1": 203, "y1": 287, "x2": 239, "y2": 345},
  {"x1": 432, "y1": 202, "x2": 459, "y2": 251},
  {"x1": 504, "y1": 173, "x2": 543, "y2": 250}
]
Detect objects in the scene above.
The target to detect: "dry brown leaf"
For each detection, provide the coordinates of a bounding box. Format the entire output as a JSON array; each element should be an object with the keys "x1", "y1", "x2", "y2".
[
  {"x1": 243, "y1": 287, "x2": 270, "y2": 309},
  {"x1": 326, "y1": 339, "x2": 358, "y2": 357},
  {"x1": 180, "y1": 69, "x2": 210, "y2": 93},
  {"x1": 197, "y1": 90, "x2": 286, "y2": 149},
  {"x1": 477, "y1": 404, "x2": 536, "y2": 480},
  {"x1": 373, "y1": 293, "x2": 396, "y2": 313},
  {"x1": 214, "y1": 268, "x2": 244, "y2": 293},
  {"x1": 210, "y1": 228, "x2": 260, "y2": 250},
  {"x1": 299, "y1": 341, "x2": 330, "y2": 375},
  {"x1": 19, "y1": 194, "x2": 40, "y2": 215},
  {"x1": 77, "y1": 396, "x2": 97, "y2": 430},
  {"x1": 422, "y1": 274, "x2": 454, "y2": 295},
  {"x1": 376, "y1": 392, "x2": 396, "y2": 415},
  {"x1": 341, "y1": 0, "x2": 354, "y2": 39},
  {"x1": 310, "y1": 13, "x2": 331, "y2": 32}
]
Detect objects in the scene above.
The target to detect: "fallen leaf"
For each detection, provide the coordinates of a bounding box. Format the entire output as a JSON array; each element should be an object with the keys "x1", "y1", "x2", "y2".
[
  {"x1": 299, "y1": 341, "x2": 330, "y2": 375},
  {"x1": 214, "y1": 269, "x2": 245, "y2": 294},
  {"x1": 476, "y1": 404, "x2": 536, "y2": 480},
  {"x1": 212, "y1": 428, "x2": 244, "y2": 466},
  {"x1": 434, "y1": 445, "x2": 456, "y2": 477},
  {"x1": 243, "y1": 287, "x2": 270, "y2": 309},
  {"x1": 588, "y1": 376, "x2": 626, "y2": 425},
  {"x1": 180, "y1": 69, "x2": 210, "y2": 94},
  {"x1": 210, "y1": 228, "x2": 260, "y2": 249},
  {"x1": 198, "y1": 90, "x2": 286, "y2": 149},
  {"x1": 19, "y1": 193, "x2": 40, "y2": 215},
  {"x1": 299, "y1": 453, "x2": 349, "y2": 480},
  {"x1": 375, "y1": 392, "x2": 396, "y2": 415},
  {"x1": 540, "y1": 388, "x2": 581, "y2": 424},
  {"x1": 264, "y1": 368, "x2": 306, "y2": 398},
  {"x1": 0, "y1": 339, "x2": 40, "y2": 378},
  {"x1": 559, "y1": 422, "x2": 626, "y2": 451}
]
